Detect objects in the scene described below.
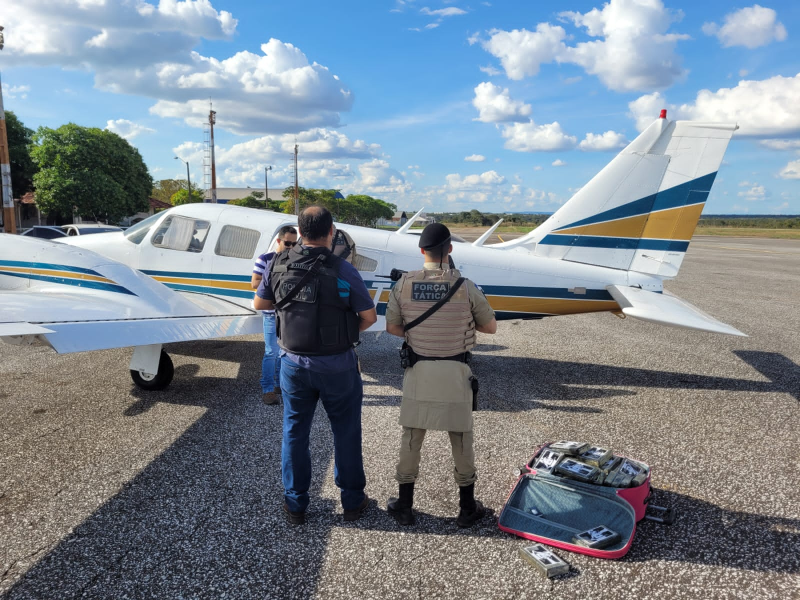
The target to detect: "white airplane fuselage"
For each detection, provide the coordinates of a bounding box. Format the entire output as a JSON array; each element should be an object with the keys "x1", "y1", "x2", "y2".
[{"x1": 63, "y1": 203, "x2": 660, "y2": 324}]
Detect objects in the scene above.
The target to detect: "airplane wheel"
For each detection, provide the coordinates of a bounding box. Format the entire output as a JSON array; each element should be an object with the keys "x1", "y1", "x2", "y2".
[{"x1": 130, "y1": 350, "x2": 174, "y2": 391}]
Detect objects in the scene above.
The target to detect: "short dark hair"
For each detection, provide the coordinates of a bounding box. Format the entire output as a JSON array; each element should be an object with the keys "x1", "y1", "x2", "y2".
[
  {"x1": 298, "y1": 206, "x2": 333, "y2": 241},
  {"x1": 424, "y1": 245, "x2": 449, "y2": 261},
  {"x1": 278, "y1": 225, "x2": 297, "y2": 240}
]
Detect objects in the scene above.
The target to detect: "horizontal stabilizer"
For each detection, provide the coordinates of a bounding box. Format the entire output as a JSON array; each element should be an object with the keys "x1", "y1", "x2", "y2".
[
  {"x1": 607, "y1": 285, "x2": 746, "y2": 337},
  {"x1": 0, "y1": 323, "x2": 54, "y2": 336}
]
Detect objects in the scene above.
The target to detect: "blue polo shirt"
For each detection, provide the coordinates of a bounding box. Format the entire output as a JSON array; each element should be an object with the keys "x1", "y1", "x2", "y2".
[{"x1": 256, "y1": 247, "x2": 374, "y2": 373}]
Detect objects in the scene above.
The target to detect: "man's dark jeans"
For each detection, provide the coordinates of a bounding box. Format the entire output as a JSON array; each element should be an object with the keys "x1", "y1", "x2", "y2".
[{"x1": 280, "y1": 357, "x2": 366, "y2": 513}]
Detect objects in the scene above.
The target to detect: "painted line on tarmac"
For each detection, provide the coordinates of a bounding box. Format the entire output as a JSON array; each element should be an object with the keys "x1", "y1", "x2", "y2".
[{"x1": 691, "y1": 243, "x2": 799, "y2": 255}]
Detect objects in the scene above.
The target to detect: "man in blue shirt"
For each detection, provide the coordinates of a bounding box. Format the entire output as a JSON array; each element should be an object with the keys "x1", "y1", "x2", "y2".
[
  {"x1": 255, "y1": 206, "x2": 377, "y2": 525},
  {"x1": 251, "y1": 225, "x2": 298, "y2": 405}
]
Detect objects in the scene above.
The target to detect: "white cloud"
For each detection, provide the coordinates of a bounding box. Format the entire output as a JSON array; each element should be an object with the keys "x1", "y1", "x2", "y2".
[
  {"x1": 552, "y1": 159, "x2": 567, "y2": 167},
  {"x1": 501, "y1": 121, "x2": 577, "y2": 152},
  {"x1": 737, "y1": 184, "x2": 767, "y2": 201},
  {"x1": 772, "y1": 201, "x2": 790, "y2": 212},
  {"x1": 703, "y1": 5, "x2": 787, "y2": 49},
  {"x1": 421, "y1": 7, "x2": 467, "y2": 18},
  {"x1": 628, "y1": 74, "x2": 800, "y2": 137},
  {"x1": 105, "y1": 119, "x2": 155, "y2": 140},
  {"x1": 172, "y1": 129, "x2": 382, "y2": 187},
  {"x1": 533, "y1": 165, "x2": 543, "y2": 171},
  {"x1": 579, "y1": 130, "x2": 628, "y2": 151},
  {"x1": 480, "y1": 0, "x2": 688, "y2": 92},
  {"x1": 465, "y1": 154, "x2": 486, "y2": 162},
  {"x1": 760, "y1": 140, "x2": 800, "y2": 151},
  {"x1": 779, "y1": 159, "x2": 800, "y2": 180},
  {"x1": 445, "y1": 170, "x2": 506, "y2": 190},
  {"x1": 472, "y1": 82, "x2": 532, "y2": 123},
  {"x1": 479, "y1": 65, "x2": 502, "y2": 76},
  {"x1": 354, "y1": 159, "x2": 412, "y2": 196},
  {"x1": 481, "y1": 23, "x2": 567, "y2": 80},
  {"x1": 3, "y1": 2, "x2": 352, "y2": 136},
  {"x1": 739, "y1": 69, "x2": 749, "y2": 78},
  {"x1": 1, "y1": 83, "x2": 30, "y2": 100}
]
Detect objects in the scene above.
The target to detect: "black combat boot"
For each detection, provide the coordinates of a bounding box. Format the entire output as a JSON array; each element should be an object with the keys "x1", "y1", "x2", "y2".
[
  {"x1": 387, "y1": 483, "x2": 415, "y2": 526},
  {"x1": 456, "y1": 483, "x2": 486, "y2": 528}
]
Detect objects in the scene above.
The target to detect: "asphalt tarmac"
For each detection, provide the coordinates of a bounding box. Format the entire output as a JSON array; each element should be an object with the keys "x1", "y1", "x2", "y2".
[{"x1": 1, "y1": 236, "x2": 798, "y2": 599}]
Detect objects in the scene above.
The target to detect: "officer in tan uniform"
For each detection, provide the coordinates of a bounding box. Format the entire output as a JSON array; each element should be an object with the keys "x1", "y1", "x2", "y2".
[{"x1": 385, "y1": 223, "x2": 497, "y2": 527}]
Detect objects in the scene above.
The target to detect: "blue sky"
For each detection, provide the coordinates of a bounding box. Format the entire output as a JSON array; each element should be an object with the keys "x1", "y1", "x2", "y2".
[{"x1": 2, "y1": 0, "x2": 799, "y2": 214}]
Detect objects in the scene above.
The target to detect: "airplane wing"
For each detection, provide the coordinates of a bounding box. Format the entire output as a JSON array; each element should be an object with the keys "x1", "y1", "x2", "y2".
[
  {"x1": 606, "y1": 285, "x2": 746, "y2": 337},
  {"x1": 0, "y1": 235, "x2": 262, "y2": 355}
]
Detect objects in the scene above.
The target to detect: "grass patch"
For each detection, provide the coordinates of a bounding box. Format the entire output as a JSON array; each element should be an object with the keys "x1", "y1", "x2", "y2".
[{"x1": 694, "y1": 227, "x2": 800, "y2": 239}]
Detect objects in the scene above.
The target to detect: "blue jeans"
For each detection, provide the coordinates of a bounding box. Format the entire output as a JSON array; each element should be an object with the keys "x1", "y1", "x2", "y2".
[
  {"x1": 280, "y1": 357, "x2": 366, "y2": 513},
  {"x1": 260, "y1": 313, "x2": 280, "y2": 393}
]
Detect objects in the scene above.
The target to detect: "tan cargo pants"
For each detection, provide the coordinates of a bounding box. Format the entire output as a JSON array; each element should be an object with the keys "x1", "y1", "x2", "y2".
[{"x1": 395, "y1": 426, "x2": 477, "y2": 487}]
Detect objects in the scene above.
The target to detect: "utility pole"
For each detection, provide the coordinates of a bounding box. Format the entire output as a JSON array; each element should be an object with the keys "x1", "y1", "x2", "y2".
[
  {"x1": 0, "y1": 26, "x2": 16, "y2": 234},
  {"x1": 264, "y1": 165, "x2": 271, "y2": 209},
  {"x1": 174, "y1": 157, "x2": 191, "y2": 200},
  {"x1": 209, "y1": 106, "x2": 217, "y2": 203},
  {"x1": 294, "y1": 142, "x2": 299, "y2": 216}
]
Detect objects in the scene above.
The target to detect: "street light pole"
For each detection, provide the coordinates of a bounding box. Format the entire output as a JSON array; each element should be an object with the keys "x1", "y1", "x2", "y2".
[
  {"x1": 174, "y1": 157, "x2": 191, "y2": 201},
  {"x1": 264, "y1": 165, "x2": 272, "y2": 209}
]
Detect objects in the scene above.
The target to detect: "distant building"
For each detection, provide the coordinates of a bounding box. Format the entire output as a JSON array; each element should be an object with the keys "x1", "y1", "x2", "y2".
[
  {"x1": 208, "y1": 188, "x2": 286, "y2": 203},
  {"x1": 377, "y1": 210, "x2": 433, "y2": 228},
  {"x1": 121, "y1": 197, "x2": 173, "y2": 226}
]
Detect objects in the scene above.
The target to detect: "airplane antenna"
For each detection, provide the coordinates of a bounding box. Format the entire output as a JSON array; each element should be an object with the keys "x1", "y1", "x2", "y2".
[{"x1": 472, "y1": 218, "x2": 504, "y2": 247}]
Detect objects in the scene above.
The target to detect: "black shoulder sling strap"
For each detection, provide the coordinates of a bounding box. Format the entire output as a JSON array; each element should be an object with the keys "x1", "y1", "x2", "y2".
[
  {"x1": 273, "y1": 254, "x2": 324, "y2": 310},
  {"x1": 403, "y1": 277, "x2": 465, "y2": 332}
]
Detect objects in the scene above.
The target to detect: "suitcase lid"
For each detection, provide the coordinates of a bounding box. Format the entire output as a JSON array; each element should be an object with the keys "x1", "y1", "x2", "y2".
[{"x1": 498, "y1": 472, "x2": 637, "y2": 559}]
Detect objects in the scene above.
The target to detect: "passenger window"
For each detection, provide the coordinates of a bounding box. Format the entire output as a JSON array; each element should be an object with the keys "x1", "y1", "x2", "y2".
[
  {"x1": 152, "y1": 216, "x2": 211, "y2": 252},
  {"x1": 353, "y1": 252, "x2": 378, "y2": 272},
  {"x1": 215, "y1": 225, "x2": 261, "y2": 259}
]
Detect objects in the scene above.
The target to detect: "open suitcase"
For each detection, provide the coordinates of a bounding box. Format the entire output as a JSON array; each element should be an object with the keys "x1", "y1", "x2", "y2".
[{"x1": 498, "y1": 441, "x2": 669, "y2": 559}]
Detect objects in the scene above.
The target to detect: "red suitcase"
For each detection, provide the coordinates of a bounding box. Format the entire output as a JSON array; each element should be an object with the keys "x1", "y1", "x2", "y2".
[{"x1": 498, "y1": 442, "x2": 656, "y2": 559}]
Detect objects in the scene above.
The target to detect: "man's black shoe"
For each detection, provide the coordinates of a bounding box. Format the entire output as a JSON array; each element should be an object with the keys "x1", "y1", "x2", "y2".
[
  {"x1": 283, "y1": 503, "x2": 306, "y2": 526},
  {"x1": 387, "y1": 482, "x2": 415, "y2": 526},
  {"x1": 387, "y1": 498, "x2": 415, "y2": 526},
  {"x1": 343, "y1": 495, "x2": 370, "y2": 522},
  {"x1": 456, "y1": 500, "x2": 486, "y2": 528}
]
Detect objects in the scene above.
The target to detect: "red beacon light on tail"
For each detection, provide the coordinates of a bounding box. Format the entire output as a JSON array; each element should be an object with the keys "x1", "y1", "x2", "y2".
[{"x1": 659, "y1": 109, "x2": 667, "y2": 119}]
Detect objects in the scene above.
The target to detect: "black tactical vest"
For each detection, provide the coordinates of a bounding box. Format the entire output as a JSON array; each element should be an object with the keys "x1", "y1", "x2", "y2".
[{"x1": 269, "y1": 245, "x2": 360, "y2": 356}]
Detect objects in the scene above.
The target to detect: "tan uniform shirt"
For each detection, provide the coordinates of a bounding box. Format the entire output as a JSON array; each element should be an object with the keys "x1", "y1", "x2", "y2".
[{"x1": 386, "y1": 263, "x2": 495, "y2": 432}]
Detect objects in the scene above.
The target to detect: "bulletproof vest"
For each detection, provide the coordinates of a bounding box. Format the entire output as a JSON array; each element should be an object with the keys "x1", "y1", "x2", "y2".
[
  {"x1": 398, "y1": 268, "x2": 475, "y2": 357},
  {"x1": 331, "y1": 228, "x2": 357, "y2": 265},
  {"x1": 269, "y1": 246, "x2": 360, "y2": 356}
]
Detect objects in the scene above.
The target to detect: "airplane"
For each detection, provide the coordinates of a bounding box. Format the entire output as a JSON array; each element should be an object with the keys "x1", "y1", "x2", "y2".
[{"x1": 0, "y1": 112, "x2": 744, "y2": 391}]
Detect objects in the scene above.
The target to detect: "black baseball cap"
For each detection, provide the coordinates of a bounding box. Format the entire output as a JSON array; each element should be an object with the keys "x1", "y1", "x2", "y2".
[{"x1": 418, "y1": 223, "x2": 451, "y2": 250}]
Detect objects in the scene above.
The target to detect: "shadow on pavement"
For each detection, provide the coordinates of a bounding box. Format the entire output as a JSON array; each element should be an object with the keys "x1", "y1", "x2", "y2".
[
  {"x1": 734, "y1": 351, "x2": 800, "y2": 401},
  {"x1": 627, "y1": 489, "x2": 800, "y2": 573}
]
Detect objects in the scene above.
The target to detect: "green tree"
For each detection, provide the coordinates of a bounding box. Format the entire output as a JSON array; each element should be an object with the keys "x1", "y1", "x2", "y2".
[
  {"x1": 170, "y1": 188, "x2": 205, "y2": 205},
  {"x1": 282, "y1": 187, "x2": 326, "y2": 214},
  {"x1": 152, "y1": 179, "x2": 186, "y2": 204},
  {"x1": 4, "y1": 111, "x2": 37, "y2": 197},
  {"x1": 31, "y1": 124, "x2": 152, "y2": 223},
  {"x1": 229, "y1": 190, "x2": 266, "y2": 209}
]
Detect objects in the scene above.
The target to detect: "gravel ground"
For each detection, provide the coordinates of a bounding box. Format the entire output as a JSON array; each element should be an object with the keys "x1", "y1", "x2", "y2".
[{"x1": 1, "y1": 237, "x2": 798, "y2": 600}]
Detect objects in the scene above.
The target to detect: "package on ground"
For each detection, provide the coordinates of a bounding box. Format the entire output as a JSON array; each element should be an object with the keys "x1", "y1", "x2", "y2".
[
  {"x1": 532, "y1": 449, "x2": 564, "y2": 472},
  {"x1": 500, "y1": 442, "x2": 653, "y2": 559},
  {"x1": 518, "y1": 544, "x2": 570, "y2": 578}
]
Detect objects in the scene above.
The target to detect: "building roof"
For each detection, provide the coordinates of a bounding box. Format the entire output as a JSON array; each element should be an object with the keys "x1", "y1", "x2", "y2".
[
  {"x1": 392, "y1": 211, "x2": 407, "y2": 220},
  {"x1": 149, "y1": 197, "x2": 172, "y2": 210},
  {"x1": 208, "y1": 188, "x2": 286, "y2": 202}
]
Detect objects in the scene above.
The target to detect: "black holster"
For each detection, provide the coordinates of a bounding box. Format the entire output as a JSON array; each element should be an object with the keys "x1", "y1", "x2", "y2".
[
  {"x1": 399, "y1": 343, "x2": 417, "y2": 369},
  {"x1": 469, "y1": 376, "x2": 479, "y2": 411}
]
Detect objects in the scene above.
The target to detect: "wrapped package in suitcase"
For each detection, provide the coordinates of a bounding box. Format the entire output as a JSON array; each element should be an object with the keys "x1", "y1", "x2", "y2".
[{"x1": 499, "y1": 441, "x2": 652, "y2": 559}]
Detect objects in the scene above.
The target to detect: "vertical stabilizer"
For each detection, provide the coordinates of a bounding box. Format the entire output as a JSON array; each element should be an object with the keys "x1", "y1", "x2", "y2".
[{"x1": 498, "y1": 115, "x2": 737, "y2": 278}]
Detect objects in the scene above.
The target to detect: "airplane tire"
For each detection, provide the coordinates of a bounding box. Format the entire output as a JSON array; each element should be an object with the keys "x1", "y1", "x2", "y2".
[{"x1": 130, "y1": 350, "x2": 174, "y2": 391}]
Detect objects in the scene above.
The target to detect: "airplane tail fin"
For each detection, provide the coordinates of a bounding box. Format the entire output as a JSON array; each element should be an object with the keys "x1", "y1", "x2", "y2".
[{"x1": 499, "y1": 113, "x2": 737, "y2": 278}]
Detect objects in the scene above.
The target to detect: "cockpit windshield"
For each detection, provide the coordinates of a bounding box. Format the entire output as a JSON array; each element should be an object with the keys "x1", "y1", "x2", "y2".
[{"x1": 124, "y1": 212, "x2": 165, "y2": 245}]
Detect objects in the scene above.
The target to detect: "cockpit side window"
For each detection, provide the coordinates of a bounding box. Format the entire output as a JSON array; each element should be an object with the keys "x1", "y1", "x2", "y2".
[{"x1": 151, "y1": 216, "x2": 211, "y2": 252}]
